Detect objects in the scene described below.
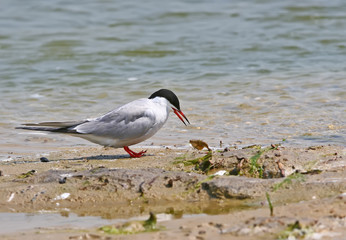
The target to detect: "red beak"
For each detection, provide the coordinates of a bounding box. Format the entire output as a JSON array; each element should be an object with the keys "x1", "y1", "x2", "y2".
[{"x1": 172, "y1": 107, "x2": 190, "y2": 126}]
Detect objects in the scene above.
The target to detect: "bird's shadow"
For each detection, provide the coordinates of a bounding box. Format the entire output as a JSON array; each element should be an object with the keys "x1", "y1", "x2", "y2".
[
  {"x1": 7, "y1": 153, "x2": 152, "y2": 165},
  {"x1": 66, "y1": 153, "x2": 153, "y2": 161},
  {"x1": 67, "y1": 154, "x2": 132, "y2": 161}
]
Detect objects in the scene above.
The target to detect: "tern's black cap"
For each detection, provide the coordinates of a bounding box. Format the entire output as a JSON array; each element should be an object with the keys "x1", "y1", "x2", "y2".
[{"x1": 149, "y1": 89, "x2": 181, "y2": 110}]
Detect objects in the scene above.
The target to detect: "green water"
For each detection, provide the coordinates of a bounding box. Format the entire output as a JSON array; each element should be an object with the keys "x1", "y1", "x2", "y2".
[{"x1": 1, "y1": 0, "x2": 345, "y2": 159}]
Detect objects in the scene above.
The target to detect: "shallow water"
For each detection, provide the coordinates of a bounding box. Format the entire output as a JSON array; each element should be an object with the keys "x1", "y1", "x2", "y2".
[
  {"x1": 0, "y1": 212, "x2": 115, "y2": 234},
  {"x1": 1, "y1": 0, "x2": 345, "y2": 158},
  {"x1": 0, "y1": 212, "x2": 210, "y2": 234},
  {"x1": 0, "y1": 212, "x2": 179, "y2": 234}
]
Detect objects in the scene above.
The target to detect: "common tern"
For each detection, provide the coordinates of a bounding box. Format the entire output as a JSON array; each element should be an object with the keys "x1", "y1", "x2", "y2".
[{"x1": 17, "y1": 89, "x2": 190, "y2": 158}]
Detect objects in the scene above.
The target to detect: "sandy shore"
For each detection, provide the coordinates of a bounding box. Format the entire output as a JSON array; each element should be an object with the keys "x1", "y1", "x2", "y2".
[{"x1": 0, "y1": 144, "x2": 345, "y2": 239}]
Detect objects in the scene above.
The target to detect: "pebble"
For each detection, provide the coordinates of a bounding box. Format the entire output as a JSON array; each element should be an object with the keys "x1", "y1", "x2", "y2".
[
  {"x1": 59, "y1": 177, "x2": 67, "y2": 184},
  {"x1": 40, "y1": 157, "x2": 50, "y2": 162},
  {"x1": 212, "y1": 170, "x2": 227, "y2": 176},
  {"x1": 53, "y1": 192, "x2": 70, "y2": 200}
]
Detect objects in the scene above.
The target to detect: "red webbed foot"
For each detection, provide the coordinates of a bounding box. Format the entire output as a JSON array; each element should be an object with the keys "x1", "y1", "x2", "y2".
[{"x1": 124, "y1": 146, "x2": 147, "y2": 158}]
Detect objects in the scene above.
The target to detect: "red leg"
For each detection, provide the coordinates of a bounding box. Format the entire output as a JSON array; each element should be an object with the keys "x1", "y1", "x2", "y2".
[{"x1": 123, "y1": 146, "x2": 147, "y2": 158}]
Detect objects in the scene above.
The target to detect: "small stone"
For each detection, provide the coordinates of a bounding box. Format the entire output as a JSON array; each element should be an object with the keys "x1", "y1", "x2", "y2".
[
  {"x1": 337, "y1": 192, "x2": 346, "y2": 200},
  {"x1": 165, "y1": 179, "x2": 173, "y2": 188},
  {"x1": 59, "y1": 177, "x2": 67, "y2": 184},
  {"x1": 215, "y1": 223, "x2": 223, "y2": 229},
  {"x1": 40, "y1": 157, "x2": 50, "y2": 162},
  {"x1": 238, "y1": 227, "x2": 252, "y2": 235}
]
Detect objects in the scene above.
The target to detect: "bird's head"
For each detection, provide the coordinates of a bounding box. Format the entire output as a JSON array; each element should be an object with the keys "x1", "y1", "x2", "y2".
[{"x1": 149, "y1": 89, "x2": 190, "y2": 125}]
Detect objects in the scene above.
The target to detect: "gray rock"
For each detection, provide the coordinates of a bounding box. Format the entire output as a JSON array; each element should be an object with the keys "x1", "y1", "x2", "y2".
[{"x1": 202, "y1": 176, "x2": 279, "y2": 199}]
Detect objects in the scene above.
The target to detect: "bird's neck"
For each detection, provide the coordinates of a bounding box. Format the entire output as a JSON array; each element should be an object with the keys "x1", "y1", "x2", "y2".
[{"x1": 151, "y1": 97, "x2": 170, "y2": 123}]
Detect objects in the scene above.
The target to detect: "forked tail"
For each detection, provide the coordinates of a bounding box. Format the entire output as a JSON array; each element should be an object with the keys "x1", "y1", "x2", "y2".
[{"x1": 16, "y1": 120, "x2": 87, "y2": 133}]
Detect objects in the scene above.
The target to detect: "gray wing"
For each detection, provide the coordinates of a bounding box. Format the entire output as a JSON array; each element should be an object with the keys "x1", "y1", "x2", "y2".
[{"x1": 74, "y1": 99, "x2": 156, "y2": 140}]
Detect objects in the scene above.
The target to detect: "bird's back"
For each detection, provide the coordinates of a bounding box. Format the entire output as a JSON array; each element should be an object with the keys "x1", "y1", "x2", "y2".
[{"x1": 74, "y1": 98, "x2": 170, "y2": 147}]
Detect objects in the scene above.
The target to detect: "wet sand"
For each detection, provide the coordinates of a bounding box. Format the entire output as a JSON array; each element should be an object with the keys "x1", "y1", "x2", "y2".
[{"x1": 0, "y1": 144, "x2": 345, "y2": 239}]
